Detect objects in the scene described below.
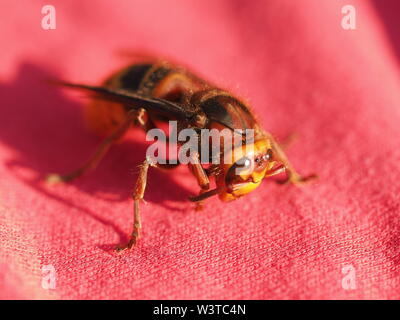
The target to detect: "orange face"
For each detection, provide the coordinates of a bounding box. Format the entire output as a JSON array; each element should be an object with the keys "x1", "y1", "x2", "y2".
[{"x1": 216, "y1": 139, "x2": 282, "y2": 201}]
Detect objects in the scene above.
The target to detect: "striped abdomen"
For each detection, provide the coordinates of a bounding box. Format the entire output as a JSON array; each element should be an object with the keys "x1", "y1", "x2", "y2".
[{"x1": 85, "y1": 62, "x2": 207, "y2": 135}]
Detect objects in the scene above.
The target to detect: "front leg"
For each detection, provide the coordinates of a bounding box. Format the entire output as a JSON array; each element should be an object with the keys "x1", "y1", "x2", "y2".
[
  {"x1": 266, "y1": 133, "x2": 317, "y2": 185},
  {"x1": 188, "y1": 152, "x2": 210, "y2": 211}
]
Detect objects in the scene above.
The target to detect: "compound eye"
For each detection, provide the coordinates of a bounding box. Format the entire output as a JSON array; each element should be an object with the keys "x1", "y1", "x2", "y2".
[
  {"x1": 225, "y1": 156, "x2": 254, "y2": 188},
  {"x1": 239, "y1": 157, "x2": 252, "y2": 167},
  {"x1": 227, "y1": 157, "x2": 253, "y2": 179},
  {"x1": 235, "y1": 157, "x2": 252, "y2": 172}
]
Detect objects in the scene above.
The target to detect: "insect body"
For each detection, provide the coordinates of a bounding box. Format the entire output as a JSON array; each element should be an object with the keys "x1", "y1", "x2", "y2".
[{"x1": 48, "y1": 59, "x2": 315, "y2": 251}]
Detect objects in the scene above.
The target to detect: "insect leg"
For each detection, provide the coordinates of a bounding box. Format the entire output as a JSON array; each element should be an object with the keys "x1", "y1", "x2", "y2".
[
  {"x1": 116, "y1": 157, "x2": 156, "y2": 252},
  {"x1": 46, "y1": 111, "x2": 135, "y2": 183},
  {"x1": 188, "y1": 151, "x2": 210, "y2": 211},
  {"x1": 266, "y1": 133, "x2": 317, "y2": 185}
]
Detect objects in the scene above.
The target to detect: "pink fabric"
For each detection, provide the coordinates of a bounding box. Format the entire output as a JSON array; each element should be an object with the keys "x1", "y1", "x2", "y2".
[{"x1": 1, "y1": 0, "x2": 399, "y2": 299}]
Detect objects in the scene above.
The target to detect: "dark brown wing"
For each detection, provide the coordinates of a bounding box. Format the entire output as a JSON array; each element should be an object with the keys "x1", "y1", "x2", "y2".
[{"x1": 54, "y1": 81, "x2": 197, "y2": 121}]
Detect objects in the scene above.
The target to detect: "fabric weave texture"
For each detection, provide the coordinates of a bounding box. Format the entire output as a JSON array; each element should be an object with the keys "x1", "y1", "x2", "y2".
[{"x1": 0, "y1": 0, "x2": 399, "y2": 299}]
